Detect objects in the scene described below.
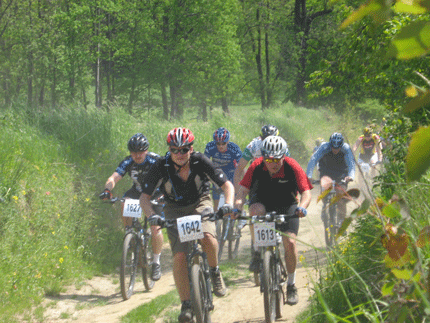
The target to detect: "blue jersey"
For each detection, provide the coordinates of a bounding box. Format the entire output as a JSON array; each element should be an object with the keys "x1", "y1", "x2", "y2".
[
  {"x1": 204, "y1": 141, "x2": 242, "y2": 182},
  {"x1": 115, "y1": 152, "x2": 161, "y2": 193},
  {"x1": 306, "y1": 142, "x2": 355, "y2": 179}
]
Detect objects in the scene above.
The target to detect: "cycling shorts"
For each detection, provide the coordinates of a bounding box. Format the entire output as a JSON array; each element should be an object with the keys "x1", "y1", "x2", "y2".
[{"x1": 163, "y1": 195, "x2": 216, "y2": 255}]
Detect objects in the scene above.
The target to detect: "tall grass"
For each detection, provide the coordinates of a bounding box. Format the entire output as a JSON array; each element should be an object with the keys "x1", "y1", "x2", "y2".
[{"x1": 0, "y1": 102, "x2": 364, "y2": 321}]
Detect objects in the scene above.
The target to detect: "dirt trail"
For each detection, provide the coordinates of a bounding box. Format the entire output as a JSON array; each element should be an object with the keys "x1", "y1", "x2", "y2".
[{"x1": 37, "y1": 185, "x2": 361, "y2": 323}]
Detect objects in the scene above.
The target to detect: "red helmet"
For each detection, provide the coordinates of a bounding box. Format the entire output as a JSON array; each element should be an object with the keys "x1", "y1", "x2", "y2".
[{"x1": 167, "y1": 127, "x2": 195, "y2": 147}]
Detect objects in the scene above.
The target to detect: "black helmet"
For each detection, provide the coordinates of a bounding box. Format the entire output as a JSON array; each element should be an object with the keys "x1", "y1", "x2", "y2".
[
  {"x1": 128, "y1": 133, "x2": 149, "y2": 152},
  {"x1": 261, "y1": 125, "x2": 279, "y2": 140}
]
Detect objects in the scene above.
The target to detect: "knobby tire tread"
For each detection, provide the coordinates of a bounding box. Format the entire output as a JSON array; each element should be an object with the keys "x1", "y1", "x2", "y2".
[{"x1": 120, "y1": 233, "x2": 137, "y2": 300}]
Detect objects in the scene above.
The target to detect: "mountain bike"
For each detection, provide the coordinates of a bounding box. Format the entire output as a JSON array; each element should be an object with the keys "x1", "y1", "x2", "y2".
[
  {"x1": 216, "y1": 193, "x2": 247, "y2": 261},
  {"x1": 157, "y1": 212, "x2": 221, "y2": 323},
  {"x1": 246, "y1": 212, "x2": 294, "y2": 323},
  {"x1": 107, "y1": 197, "x2": 155, "y2": 300}
]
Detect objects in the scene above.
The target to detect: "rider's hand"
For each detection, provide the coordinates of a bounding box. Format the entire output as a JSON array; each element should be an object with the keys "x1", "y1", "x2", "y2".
[
  {"x1": 232, "y1": 208, "x2": 242, "y2": 220},
  {"x1": 99, "y1": 189, "x2": 112, "y2": 200},
  {"x1": 295, "y1": 206, "x2": 307, "y2": 218},
  {"x1": 219, "y1": 203, "x2": 233, "y2": 217},
  {"x1": 148, "y1": 214, "x2": 163, "y2": 227},
  {"x1": 344, "y1": 176, "x2": 353, "y2": 183}
]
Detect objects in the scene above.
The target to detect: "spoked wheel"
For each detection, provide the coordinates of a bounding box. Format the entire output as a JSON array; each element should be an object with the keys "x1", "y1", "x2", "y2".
[
  {"x1": 120, "y1": 233, "x2": 138, "y2": 300},
  {"x1": 322, "y1": 208, "x2": 332, "y2": 247},
  {"x1": 328, "y1": 204, "x2": 338, "y2": 247},
  {"x1": 190, "y1": 263, "x2": 211, "y2": 323},
  {"x1": 217, "y1": 218, "x2": 227, "y2": 261},
  {"x1": 142, "y1": 228, "x2": 155, "y2": 290},
  {"x1": 275, "y1": 286, "x2": 284, "y2": 319},
  {"x1": 228, "y1": 220, "x2": 241, "y2": 260},
  {"x1": 263, "y1": 250, "x2": 276, "y2": 323}
]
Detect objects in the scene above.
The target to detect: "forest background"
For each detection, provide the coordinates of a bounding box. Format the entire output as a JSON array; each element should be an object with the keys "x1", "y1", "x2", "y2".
[{"x1": 1, "y1": 0, "x2": 430, "y2": 322}]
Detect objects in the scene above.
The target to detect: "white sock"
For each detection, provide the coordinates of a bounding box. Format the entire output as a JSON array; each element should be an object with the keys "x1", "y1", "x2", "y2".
[
  {"x1": 153, "y1": 253, "x2": 161, "y2": 264},
  {"x1": 287, "y1": 272, "x2": 296, "y2": 286}
]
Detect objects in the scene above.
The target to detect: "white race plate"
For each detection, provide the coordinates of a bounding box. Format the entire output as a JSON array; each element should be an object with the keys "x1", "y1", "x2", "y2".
[
  {"x1": 177, "y1": 215, "x2": 204, "y2": 243},
  {"x1": 254, "y1": 222, "x2": 276, "y2": 248},
  {"x1": 122, "y1": 199, "x2": 142, "y2": 218}
]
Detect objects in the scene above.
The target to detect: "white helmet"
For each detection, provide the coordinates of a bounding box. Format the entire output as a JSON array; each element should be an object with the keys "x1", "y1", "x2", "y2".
[{"x1": 261, "y1": 136, "x2": 287, "y2": 159}]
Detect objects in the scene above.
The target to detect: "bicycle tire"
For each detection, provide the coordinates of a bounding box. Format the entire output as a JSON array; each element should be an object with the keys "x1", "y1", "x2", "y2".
[
  {"x1": 254, "y1": 271, "x2": 261, "y2": 286},
  {"x1": 322, "y1": 208, "x2": 331, "y2": 247},
  {"x1": 217, "y1": 218, "x2": 227, "y2": 261},
  {"x1": 227, "y1": 220, "x2": 240, "y2": 260},
  {"x1": 275, "y1": 258, "x2": 285, "y2": 318},
  {"x1": 120, "y1": 233, "x2": 138, "y2": 300},
  {"x1": 190, "y1": 263, "x2": 211, "y2": 323},
  {"x1": 328, "y1": 203, "x2": 338, "y2": 246},
  {"x1": 263, "y1": 250, "x2": 276, "y2": 323},
  {"x1": 142, "y1": 228, "x2": 155, "y2": 290}
]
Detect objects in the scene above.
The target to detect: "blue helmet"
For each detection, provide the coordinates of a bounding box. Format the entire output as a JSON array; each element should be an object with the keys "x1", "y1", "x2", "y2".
[
  {"x1": 329, "y1": 132, "x2": 344, "y2": 149},
  {"x1": 213, "y1": 127, "x2": 230, "y2": 142}
]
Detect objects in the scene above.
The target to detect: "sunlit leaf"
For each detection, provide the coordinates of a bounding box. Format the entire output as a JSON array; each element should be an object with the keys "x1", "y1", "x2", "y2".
[
  {"x1": 394, "y1": 1, "x2": 428, "y2": 14},
  {"x1": 340, "y1": 0, "x2": 384, "y2": 29},
  {"x1": 386, "y1": 20, "x2": 430, "y2": 60},
  {"x1": 382, "y1": 202, "x2": 401, "y2": 218},
  {"x1": 406, "y1": 126, "x2": 430, "y2": 181},
  {"x1": 416, "y1": 225, "x2": 430, "y2": 248},
  {"x1": 392, "y1": 268, "x2": 412, "y2": 280},
  {"x1": 405, "y1": 85, "x2": 419, "y2": 97},
  {"x1": 404, "y1": 90, "x2": 430, "y2": 113},
  {"x1": 381, "y1": 281, "x2": 396, "y2": 296},
  {"x1": 351, "y1": 198, "x2": 371, "y2": 217},
  {"x1": 317, "y1": 187, "x2": 331, "y2": 203},
  {"x1": 382, "y1": 226, "x2": 412, "y2": 268},
  {"x1": 336, "y1": 217, "x2": 352, "y2": 238}
]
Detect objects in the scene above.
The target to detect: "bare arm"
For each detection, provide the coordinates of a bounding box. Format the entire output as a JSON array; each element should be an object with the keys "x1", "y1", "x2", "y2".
[
  {"x1": 352, "y1": 138, "x2": 361, "y2": 154},
  {"x1": 221, "y1": 180, "x2": 235, "y2": 206},
  {"x1": 233, "y1": 158, "x2": 248, "y2": 191},
  {"x1": 140, "y1": 193, "x2": 156, "y2": 218},
  {"x1": 298, "y1": 190, "x2": 312, "y2": 209},
  {"x1": 376, "y1": 139, "x2": 383, "y2": 163},
  {"x1": 234, "y1": 185, "x2": 250, "y2": 212},
  {"x1": 104, "y1": 172, "x2": 122, "y2": 191}
]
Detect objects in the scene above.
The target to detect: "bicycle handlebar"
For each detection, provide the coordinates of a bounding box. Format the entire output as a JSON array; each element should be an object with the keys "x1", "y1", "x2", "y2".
[{"x1": 156, "y1": 210, "x2": 224, "y2": 228}]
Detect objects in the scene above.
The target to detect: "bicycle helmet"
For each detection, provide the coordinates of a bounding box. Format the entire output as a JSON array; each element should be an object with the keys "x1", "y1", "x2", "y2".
[
  {"x1": 128, "y1": 133, "x2": 149, "y2": 152},
  {"x1": 329, "y1": 132, "x2": 344, "y2": 149},
  {"x1": 167, "y1": 127, "x2": 195, "y2": 147},
  {"x1": 213, "y1": 127, "x2": 230, "y2": 142},
  {"x1": 261, "y1": 125, "x2": 279, "y2": 140},
  {"x1": 261, "y1": 135, "x2": 287, "y2": 159},
  {"x1": 363, "y1": 127, "x2": 372, "y2": 136}
]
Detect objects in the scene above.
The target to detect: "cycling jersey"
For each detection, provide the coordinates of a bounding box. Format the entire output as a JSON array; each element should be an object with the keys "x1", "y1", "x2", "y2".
[
  {"x1": 242, "y1": 136, "x2": 290, "y2": 162},
  {"x1": 115, "y1": 152, "x2": 161, "y2": 193},
  {"x1": 140, "y1": 152, "x2": 228, "y2": 207},
  {"x1": 204, "y1": 141, "x2": 242, "y2": 182},
  {"x1": 240, "y1": 157, "x2": 312, "y2": 208},
  {"x1": 306, "y1": 142, "x2": 355, "y2": 180}
]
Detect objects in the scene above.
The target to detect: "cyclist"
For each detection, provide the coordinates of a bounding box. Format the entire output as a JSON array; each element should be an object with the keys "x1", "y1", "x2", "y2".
[
  {"x1": 139, "y1": 127, "x2": 234, "y2": 323},
  {"x1": 99, "y1": 133, "x2": 164, "y2": 281},
  {"x1": 204, "y1": 127, "x2": 242, "y2": 210},
  {"x1": 234, "y1": 135, "x2": 312, "y2": 305},
  {"x1": 233, "y1": 124, "x2": 291, "y2": 270},
  {"x1": 306, "y1": 132, "x2": 355, "y2": 222},
  {"x1": 352, "y1": 127, "x2": 383, "y2": 177}
]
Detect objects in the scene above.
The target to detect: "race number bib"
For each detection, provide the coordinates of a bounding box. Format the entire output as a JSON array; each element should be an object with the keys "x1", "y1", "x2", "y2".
[
  {"x1": 122, "y1": 199, "x2": 142, "y2": 218},
  {"x1": 254, "y1": 222, "x2": 276, "y2": 248},
  {"x1": 177, "y1": 215, "x2": 204, "y2": 243}
]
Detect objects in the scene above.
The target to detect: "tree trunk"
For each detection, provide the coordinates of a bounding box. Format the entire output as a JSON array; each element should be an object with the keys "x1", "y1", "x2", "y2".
[
  {"x1": 221, "y1": 97, "x2": 230, "y2": 115},
  {"x1": 161, "y1": 84, "x2": 169, "y2": 120},
  {"x1": 255, "y1": 8, "x2": 266, "y2": 110},
  {"x1": 201, "y1": 101, "x2": 207, "y2": 122}
]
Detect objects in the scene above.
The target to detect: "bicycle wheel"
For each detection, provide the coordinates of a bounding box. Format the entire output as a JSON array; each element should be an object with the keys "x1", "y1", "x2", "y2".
[
  {"x1": 328, "y1": 203, "x2": 338, "y2": 246},
  {"x1": 263, "y1": 250, "x2": 276, "y2": 323},
  {"x1": 275, "y1": 258, "x2": 286, "y2": 318},
  {"x1": 190, "y1": 263, "x2": 211, "y2": 323},
  {"x1": 217, "y1": 218, "x2": 227, "y2": 261},
  {"x1": 142, "y1": 228, "x2": 155, "y2": 290},
  {"x1": 120, "y1": 233, "x2": 138, "y2": 300},
  {"x1": 322, "y1": 208, "x2": 331, "y2": 247},
  {"x1": 228, "y1": 220, "x2": 241, "y2": 260}
]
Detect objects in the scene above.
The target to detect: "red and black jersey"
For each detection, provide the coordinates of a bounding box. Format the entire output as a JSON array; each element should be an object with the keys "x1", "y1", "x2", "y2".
[{"x1": 240, "y1": 157, "x2": 312, "y2": 208}]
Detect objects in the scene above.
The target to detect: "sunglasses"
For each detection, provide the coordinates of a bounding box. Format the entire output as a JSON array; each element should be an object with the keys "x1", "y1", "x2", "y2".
[
  {"x1": 170, "y1": 147, "x2": 191, "y2": 155},
  {"x1": 216, "y1": 142, "x2": 227, "y2": 146},
  {"x1": 264, "y1": 158, "x2": 281, "y2": 163}
]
